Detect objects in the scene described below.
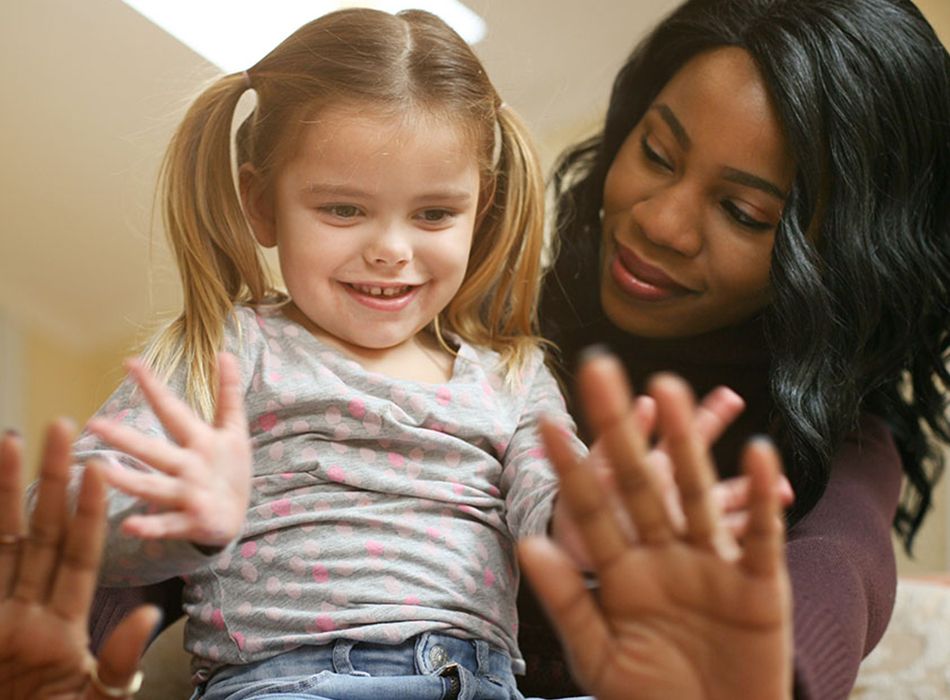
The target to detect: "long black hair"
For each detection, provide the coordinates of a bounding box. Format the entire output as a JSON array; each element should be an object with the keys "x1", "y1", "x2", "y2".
[{"x1": 543, "y1": 0, "x2": 950, "y2": 550}]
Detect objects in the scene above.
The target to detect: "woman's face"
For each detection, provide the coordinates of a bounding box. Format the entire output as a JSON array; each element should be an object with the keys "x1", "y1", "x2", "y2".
[{"x1": 600, "y1": 47, "x2": 795, "y2": 338}]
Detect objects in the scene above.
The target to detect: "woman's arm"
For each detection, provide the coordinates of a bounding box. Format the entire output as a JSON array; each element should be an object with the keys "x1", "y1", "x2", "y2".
[{"x1": 786, "y1": 414, "x2": 902, "y2": 699}]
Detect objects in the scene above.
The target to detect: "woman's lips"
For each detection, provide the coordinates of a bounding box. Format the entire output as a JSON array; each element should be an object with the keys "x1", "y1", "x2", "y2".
[{"x1": 609, "y1": 244, "x2": 693, "y2": 302}]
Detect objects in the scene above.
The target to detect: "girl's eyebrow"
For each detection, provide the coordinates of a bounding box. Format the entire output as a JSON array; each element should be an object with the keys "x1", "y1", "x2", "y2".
[
  {"x1": 650, "y1": 103, "x2": 787, "y2": 202},
  {"x1": 303, "y1": 183, "x2": 475, "y2": 203}
]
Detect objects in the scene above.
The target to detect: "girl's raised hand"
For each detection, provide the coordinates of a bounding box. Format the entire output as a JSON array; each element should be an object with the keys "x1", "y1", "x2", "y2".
[
  {"x1": 520, "y1": 354, "x2": 792, "y2": 700},
  {"x1": 0, "y1": 422, "x2": 159, "y2": 700},
  {"x1": 87, "y1": 352, "x2": 251, "y2": 548}
]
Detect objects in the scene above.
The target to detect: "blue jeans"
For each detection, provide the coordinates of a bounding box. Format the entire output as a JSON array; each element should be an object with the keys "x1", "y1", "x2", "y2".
[{"x1": 190, "y1": 632, "x2": 587, "y2": 700}]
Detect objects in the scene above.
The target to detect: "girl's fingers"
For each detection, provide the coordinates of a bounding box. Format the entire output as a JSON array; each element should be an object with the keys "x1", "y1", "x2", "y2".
[
  {"x1": 650, "y1": 375, "x2": 735, "y2": 558},
  {"x1": 85, "y1": 420, "x2": 187, "y2": 477},
  {"x1": 120, "y1": 510, "x2": 196, "y2": 541},
  {"x1": 214, "y1": 353, "x2": 247, "y2": 433},
  {"x1": 14, "y1": 419, "x2": 74, "y2": 603},
  {"x1": 739, "y1": 439, "x2": 785, "y2": 577},
  {"x1": 632, "y1": 395, "x2": 656, "y2": 436},
  {"x1": 125, "y1": 359, "x2": 204, "y2": 446},
  {"x1": 518, "y1": 536, "x2": 611, "y2": 681},
  {"x1": 693, "y1": 386, "x2": 745, "y2": 445},
  {"x1": 92, "y1": 604, "x2": 162, "y2": 700},
  {"x1": 580, "y1": 357, "x2": 674, "y2": 546},
  {"x1": 101, "y1": 465, "x2": 183, "y2": 509},
  {"x1": 540, "y1": 419, "x2": 628, "y2": 568},
  {"x1": 0, "y1": 431, "x2": 25, "y2": 595},
  {"x1": 50, "y1": 463, "x2": 107, "y2": 620}
]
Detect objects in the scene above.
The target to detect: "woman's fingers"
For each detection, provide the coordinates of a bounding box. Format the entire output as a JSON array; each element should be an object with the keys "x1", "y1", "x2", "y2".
[
  {"x1": 49, "y1": 463, "x2": 107, "y2": 620},
  {"x1": 14, "y1": 420, "x2": 74, "y2": 603},
  {"x1": 738, "y1": 439, "x2": 785, "y2": 578},
  {"x1": 125, "y1": 358, "x2": 203, "y2": 446},
  {"x1": 213, "y1": 353, "x2": 246, "y2": 433},
  {"x1": 90, "y1": 604, "x2": 161, "y2": 700},
  {"x1": 650, "y1": 375, "x2": 736, "y2": 559},
  {"x1": 581, "y1": 358, "x2": 674, "y2": 546},
  {"x1": 540, "y1": 419, "x2": 628, "y2": 568},
  {"x1": 517, "y1": 537, "x2": 610, "y2": 681},
  {"x1": 0, "y1": 431, "x2": 24, "y2": 595}
]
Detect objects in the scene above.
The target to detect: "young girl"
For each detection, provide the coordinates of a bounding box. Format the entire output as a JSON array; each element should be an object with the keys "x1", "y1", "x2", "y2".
[{"x1": 72, "y1": 8, "x2": 583, "y2": 700}]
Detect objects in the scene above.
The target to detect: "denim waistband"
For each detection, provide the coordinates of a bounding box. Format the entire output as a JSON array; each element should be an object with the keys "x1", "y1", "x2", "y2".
[{"x1": 198, "y1": 632, "x2": 520, "y2": 700}]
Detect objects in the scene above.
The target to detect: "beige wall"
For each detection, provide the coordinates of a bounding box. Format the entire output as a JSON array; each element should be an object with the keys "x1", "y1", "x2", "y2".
[{"x1": 23, "y1": 328, "x2": 131, "y2": 478}]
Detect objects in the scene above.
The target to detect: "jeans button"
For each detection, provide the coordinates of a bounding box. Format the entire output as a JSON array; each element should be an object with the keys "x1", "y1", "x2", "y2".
[{"x1": 428, "y1": 644, "x2": 448, "y2": 667}]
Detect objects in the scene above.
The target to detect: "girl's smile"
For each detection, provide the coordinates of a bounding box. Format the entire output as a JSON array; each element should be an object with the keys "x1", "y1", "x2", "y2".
[{"x1": 242, "y1": 103, "x2": 481, "y2": 363}]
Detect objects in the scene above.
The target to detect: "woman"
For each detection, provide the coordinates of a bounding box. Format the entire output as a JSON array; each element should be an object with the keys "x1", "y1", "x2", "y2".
[{"x1": 519, "y1": 0, "x2": 949, "y2": 697}]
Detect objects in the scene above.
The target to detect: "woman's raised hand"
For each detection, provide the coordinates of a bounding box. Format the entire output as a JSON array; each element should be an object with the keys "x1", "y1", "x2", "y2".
[
  {"x1": 0, "y1": 422, "x2": 158, "y2": 699},
  {"x1": 87, "y1": 352, "x2": 251, "y2": 547},
  {"x1": 520, "y1": 353, "x2": 792, "y2": 700}
]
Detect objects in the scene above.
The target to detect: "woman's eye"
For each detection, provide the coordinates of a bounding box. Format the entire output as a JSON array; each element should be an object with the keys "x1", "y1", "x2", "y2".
[
  {"x1": 721, "y1": 200, "x2": 771, "y2": 231},
  {"x1": 640, "y1": 136, "x2": 672, "y2": 170},
  {"x1": 321, "y1": 204, "x2": 361, "y2": 219}
]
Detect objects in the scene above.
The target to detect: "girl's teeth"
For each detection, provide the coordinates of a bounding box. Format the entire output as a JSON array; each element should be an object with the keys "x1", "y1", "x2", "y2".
[{"x1": 353, "y1": 284, "x2": 409, "y2": 297}]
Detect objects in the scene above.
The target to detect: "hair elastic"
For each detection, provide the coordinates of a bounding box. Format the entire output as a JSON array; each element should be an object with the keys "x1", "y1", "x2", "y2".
[{"x1": 241, "y1": 70, "x2": 253, "y2": 89}]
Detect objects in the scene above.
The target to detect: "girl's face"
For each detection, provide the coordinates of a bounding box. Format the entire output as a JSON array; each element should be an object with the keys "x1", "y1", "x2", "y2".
[
  {"x1": 244, "y1": 105, "x2": 480, "y2": 355},
  {"x1": 600, "y1": 47, "x2": 795, "y2": 338}
]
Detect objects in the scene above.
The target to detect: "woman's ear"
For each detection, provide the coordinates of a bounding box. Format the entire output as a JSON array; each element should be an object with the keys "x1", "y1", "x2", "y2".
[{"x1": 239, "y1": 163, "x2": 277, "y2": 248}]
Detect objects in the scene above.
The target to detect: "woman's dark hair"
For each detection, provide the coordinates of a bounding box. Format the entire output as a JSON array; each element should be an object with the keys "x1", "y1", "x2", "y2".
[{"x1": 543, "y1": 0, "x2": 950, "y2": 550}]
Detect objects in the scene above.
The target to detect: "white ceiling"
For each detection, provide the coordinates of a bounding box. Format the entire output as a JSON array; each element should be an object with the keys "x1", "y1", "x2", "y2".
[{"x1": 3, "y1": 0, "x2": 945, "y2": 353}]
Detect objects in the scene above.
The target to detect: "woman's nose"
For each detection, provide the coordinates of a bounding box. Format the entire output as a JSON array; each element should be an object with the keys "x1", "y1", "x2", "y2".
[{"x1": 632, "y1": 185, "x2": 703, "y2": 258}]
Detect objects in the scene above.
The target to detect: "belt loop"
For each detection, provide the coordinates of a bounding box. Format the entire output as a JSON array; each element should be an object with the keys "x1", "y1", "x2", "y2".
[
  {"x1": 473, "y1": 639, "x2": 490, "y2": 675},
  {"x1": 332, "y1": 639, "x2": 357, "y2": 674},
  {"x1": 415, "y1": 631, "x2": 433, "y2": 673}
]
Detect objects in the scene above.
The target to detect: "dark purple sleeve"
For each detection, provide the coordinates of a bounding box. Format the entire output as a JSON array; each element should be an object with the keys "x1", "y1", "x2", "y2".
[
  {"x1": 89, "y1": 579, "x2": 185, "y2": 653},
  {"x1": 787, "y1": 413, "x2": 902, "y2": 700}
]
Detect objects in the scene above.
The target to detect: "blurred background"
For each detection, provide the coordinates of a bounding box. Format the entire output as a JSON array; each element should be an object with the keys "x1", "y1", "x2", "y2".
[{"x1": 1, "y1": 0, "x2": 948, "y2": 574}]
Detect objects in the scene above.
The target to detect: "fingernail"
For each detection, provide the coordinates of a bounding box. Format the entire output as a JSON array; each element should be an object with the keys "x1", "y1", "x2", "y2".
[
  {"x1": 749, "y1": 434, "x2": 776, "y2": 446},
  {"x1": 578, "y1": 344, "x2": 613, "y2": 363}
]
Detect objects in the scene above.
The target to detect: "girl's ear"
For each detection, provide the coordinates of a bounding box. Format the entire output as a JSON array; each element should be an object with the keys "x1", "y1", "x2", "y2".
[{"x1": 239, "y1": 163, "x2": 277, "y2": 248}]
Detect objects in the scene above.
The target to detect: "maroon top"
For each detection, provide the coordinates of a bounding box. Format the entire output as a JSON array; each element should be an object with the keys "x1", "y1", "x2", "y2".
[{"x1": 517, "y1": 314, "x2": 901, "y2": 699}]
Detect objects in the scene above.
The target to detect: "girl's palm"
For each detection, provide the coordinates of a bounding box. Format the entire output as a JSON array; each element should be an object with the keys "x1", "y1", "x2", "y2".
[{"x1": 87, "y1": 353, "x2": 251, "y2": 546}]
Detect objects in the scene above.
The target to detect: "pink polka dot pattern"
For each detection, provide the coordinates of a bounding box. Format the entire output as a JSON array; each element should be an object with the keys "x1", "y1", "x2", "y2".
[{"x1": 81, "y1": 305, "x2": 581, "y2": 673}]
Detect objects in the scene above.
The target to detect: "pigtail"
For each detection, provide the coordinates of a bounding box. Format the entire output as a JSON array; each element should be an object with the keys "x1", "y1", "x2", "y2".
[
  {"x1": 144, "y1": 72, "x2": 277, "y2": 418},
  {"x1": 445, "y1": 105, "x2": 547, "y2": 377}
]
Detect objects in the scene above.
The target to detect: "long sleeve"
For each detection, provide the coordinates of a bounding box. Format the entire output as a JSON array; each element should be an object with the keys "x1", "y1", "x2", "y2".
[
  {"x1": 500, "y1": 353, "x2": 583, "y2": 539},
  {"x1": 786, "y1": 414, "x2": 902, "y2": 700}
]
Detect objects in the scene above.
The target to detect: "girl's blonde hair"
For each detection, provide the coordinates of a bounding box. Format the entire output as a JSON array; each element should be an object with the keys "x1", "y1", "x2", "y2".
[{"x1": 145, "y1": 8, "x2": 546, "y2": 417}]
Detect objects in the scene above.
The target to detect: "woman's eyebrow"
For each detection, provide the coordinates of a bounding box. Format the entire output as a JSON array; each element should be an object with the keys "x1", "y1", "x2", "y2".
[
  {"x1": 651, "y1": 103, "x2": 787, "y2": 201},
  {"x1": 651, "y1": 104, "x2": 691, "y2": 149},
  {"x1": 722, "y1": 168, "x2": 787, "y2": 201}
]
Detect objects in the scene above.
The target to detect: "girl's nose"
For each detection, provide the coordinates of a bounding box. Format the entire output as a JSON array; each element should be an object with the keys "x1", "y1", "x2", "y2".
[
  {"x1": 364, "y1": 227, "x2": 412, "y2": 267},
  {"x1": 632, "y1": 185, "x2": 703, "y2": 258}
]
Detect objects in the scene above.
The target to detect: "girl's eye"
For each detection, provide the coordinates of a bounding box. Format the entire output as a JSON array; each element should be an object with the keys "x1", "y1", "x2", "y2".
[
  {"x1": 321, "y1": 204, "x2": 361, "y2": 219},
  {"x1": 721, "y1": 200, "x2": 772, "y2": 231},
  {"x1": 416, "y1": 209, "x2": 455, "y2": 225},
  {"x1": 640, "y1": 135, "x2": 672, "y2": 171}
]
